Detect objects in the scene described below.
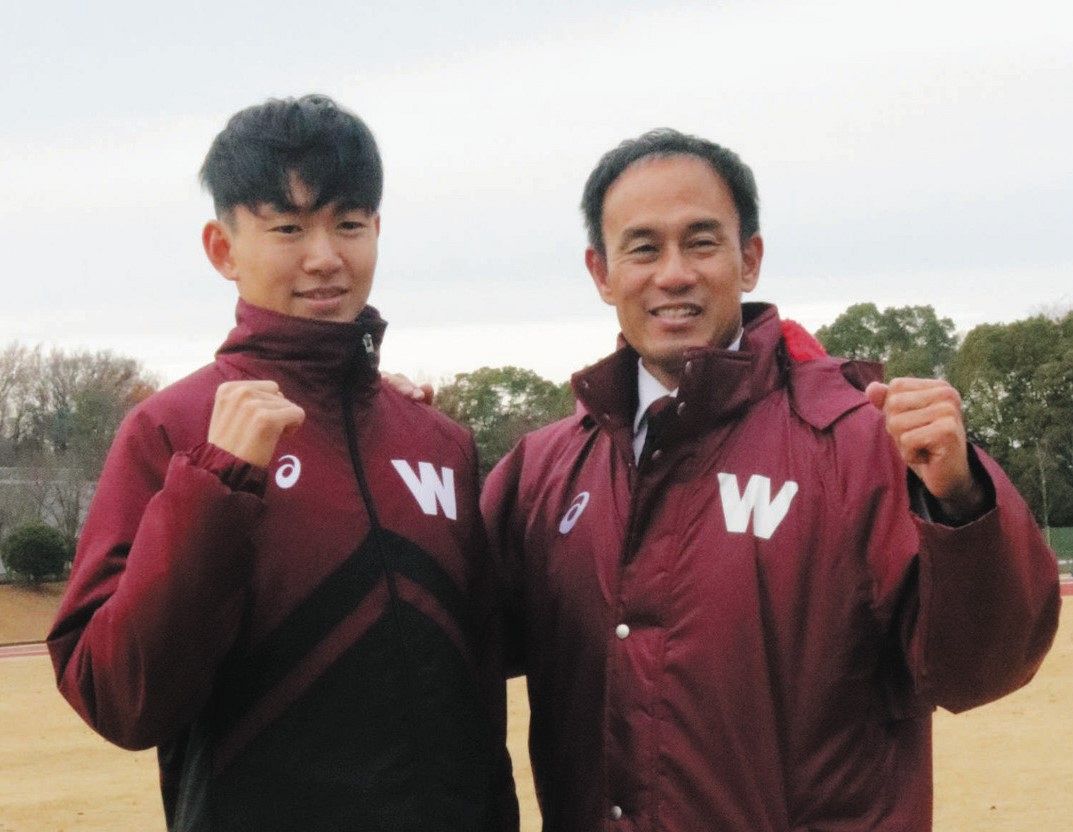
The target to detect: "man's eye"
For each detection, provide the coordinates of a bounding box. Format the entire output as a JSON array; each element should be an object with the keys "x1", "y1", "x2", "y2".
[
  {"x1": 272, "y1": 224, "x2": 302, "y2": 234},
  {"x1": 629, "y1": 244, "x2": 657, "y2": 256},
  {"x1": 338, "y1": 220, "x2": 366, "y2": 232},
  {"x1": 690, "y1": 237, "x2": 717, "y2": 249}
]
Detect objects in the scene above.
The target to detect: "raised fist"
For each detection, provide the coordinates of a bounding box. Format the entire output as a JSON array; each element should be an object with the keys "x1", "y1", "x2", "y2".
[
  {"x1": 208, "y1": 380, "x2": 306, "y2": 468},
  {"x1": 866, "y1": 377, "x2": 987, "y2": 522}
]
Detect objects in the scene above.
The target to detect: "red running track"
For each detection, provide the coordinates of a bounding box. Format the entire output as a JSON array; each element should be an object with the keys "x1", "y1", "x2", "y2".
[{"x1": 0, "y1": 642, "x2": 49, "y2": 659}]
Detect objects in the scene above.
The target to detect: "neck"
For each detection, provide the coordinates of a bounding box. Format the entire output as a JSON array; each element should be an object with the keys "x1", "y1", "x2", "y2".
[{"x1": 640, "y1": 358, "x2": 681, "y2": 392}]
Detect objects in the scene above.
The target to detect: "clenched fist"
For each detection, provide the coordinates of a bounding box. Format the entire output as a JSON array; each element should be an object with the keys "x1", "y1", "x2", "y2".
[
  {"x1": 865, "y1": 377, "x2": 987, "y2": 522},
  {"x1": 208, "y1": 381, "x2": 306, "y2": 469}
]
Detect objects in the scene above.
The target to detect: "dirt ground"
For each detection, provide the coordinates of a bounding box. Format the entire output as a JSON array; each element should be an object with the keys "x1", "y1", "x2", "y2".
[
  {"x1": 0, "y1": 583, "x2": 65, "y2": 645},
  {"x1": 2, "y1": 584, "x2": 1069, "y2": 831}
]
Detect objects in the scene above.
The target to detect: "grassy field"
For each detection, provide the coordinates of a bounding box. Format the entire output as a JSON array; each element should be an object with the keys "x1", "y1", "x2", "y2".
[{"x1": 2, "y1": 585, "x2": 1070, "y2": 831}]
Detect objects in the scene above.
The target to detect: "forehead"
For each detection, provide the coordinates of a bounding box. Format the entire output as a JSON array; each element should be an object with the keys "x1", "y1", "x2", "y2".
[
  {"x1": 286, "y1": 174, "x2": 317, "y2": 208},
  {"x1": 602, "y1": 155, "x2": 739, "y2": 238}
]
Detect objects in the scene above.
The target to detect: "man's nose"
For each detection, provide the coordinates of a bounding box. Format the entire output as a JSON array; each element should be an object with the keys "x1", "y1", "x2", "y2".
[
  {"x1": 303, "y1": 229, "x2": 343, "y2": 274},
  {"x1": 653, "y1": 246, "x2": 696, "y2": 291}
]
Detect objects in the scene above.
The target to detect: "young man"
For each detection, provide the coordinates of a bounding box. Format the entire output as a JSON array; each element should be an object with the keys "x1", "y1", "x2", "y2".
[
  {"x1": 482, "y1": 129, "x2": 1060, "y2": 830},
  {"x1": 48, "y1": 95, "x2": 517, "y2": 831}
]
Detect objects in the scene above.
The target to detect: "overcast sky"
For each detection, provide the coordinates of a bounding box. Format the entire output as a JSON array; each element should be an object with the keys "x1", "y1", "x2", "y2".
[{"x1": 3, "y1": 0, "x2": 1070, "y2": 385}]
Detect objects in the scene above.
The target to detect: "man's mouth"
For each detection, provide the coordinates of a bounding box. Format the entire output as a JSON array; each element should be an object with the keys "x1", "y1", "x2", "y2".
[
  {"x1": 294, "y1": 287, "x2": 347, "y2": 299},
  {"x1": 650, "y1": 304, "x2": 701, "y2": 319}
]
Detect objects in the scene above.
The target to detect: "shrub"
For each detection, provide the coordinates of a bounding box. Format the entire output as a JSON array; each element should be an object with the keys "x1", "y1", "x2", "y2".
[{"x1": 1, "y1": 524, "x2": 70, "y2": 583}]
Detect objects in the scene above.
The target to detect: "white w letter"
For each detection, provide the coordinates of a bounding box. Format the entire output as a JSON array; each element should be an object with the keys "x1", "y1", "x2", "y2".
[
  {"x1": 391, "y1": 460, "x2": 457, "y2": 520},
  {"x1": 717, "y1": 473, "x2": 798, "y2": 540}
]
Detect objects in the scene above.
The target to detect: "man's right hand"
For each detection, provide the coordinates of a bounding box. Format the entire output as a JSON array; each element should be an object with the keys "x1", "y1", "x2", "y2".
[
  {"x1": 208, "y1": 381, "x2": 306, "y2": 468},
  {"x1": 382, "y1": 372, "x2": 435, "y2": 405}
]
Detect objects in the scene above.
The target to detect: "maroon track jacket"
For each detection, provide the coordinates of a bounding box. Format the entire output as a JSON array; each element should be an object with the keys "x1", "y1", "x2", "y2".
[
  {"x1": 49, "y1": 301, "x2": 517, "y2": 831},
  {"x1": 483, "y1": 303, "x2": 1059, "y2": 831}
]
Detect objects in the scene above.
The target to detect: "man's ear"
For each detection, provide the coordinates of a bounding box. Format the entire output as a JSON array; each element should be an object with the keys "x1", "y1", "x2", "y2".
[
  {"x1": 585, "y1": 247, "x2": 615, "y2": 306},
  {"x1": 740, "y1": 233, "x2": 763, "y2": 293},
  {"x1": 203, "y1": 220, "x2": 237, "y2": 282}
]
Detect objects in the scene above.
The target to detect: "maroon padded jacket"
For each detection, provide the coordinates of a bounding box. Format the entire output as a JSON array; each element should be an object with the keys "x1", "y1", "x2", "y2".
[
  {"x1": 482, "y1": 303, "x2": 1059, "y2": 832},
  {"x1": 49, "y1": 301, "x2": 518, "y2": 831}
]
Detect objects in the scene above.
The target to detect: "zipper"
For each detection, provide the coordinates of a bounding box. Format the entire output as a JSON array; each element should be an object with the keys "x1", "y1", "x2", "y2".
[{"x1": 338, "y1": 354, "x2": 424, "y2": 756}]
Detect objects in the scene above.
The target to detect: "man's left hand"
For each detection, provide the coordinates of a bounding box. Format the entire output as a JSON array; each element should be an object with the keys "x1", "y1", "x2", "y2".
[{"x1": 865, "y1": 378, "x2": 988, "y2": 522}]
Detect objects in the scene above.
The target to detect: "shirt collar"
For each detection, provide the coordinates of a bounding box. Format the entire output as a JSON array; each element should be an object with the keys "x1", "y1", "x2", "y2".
[{"x1": 632, "y1": 329, "x2": 743, "y2": 436}]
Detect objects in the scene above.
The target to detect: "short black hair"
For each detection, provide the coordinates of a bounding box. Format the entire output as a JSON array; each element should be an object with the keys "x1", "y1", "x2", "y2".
[
  {"x1": 581, "y1": 128, "x2": 759, "y2": 254},
  {"x1": 200, "y1": 94, "x2": 382, "y2": 218}
]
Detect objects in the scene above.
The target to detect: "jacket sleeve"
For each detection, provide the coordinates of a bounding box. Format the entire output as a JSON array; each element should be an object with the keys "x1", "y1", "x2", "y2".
[
  {"x1": 480, "y1": 436, "x2": 530, "y2": 679},
  {"x1": 849, "y1": 415, "x2": 1061, "y2": 715},
  {"x1": 47, "y1": 405, "x2": 266, "y2": 750}
]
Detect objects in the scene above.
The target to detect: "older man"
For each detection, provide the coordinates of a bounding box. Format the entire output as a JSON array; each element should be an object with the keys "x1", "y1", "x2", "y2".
[{"x1": 482, "y1": 129, "x2": 1059, "y2": 831}]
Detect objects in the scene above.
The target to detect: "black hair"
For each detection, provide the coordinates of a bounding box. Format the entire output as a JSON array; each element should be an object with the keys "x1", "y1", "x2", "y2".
[
  {"x1": 581, "y1": 128, "x2": 759, "y2": 254},
  {"x1": 200, "y1": 94, "x2": 382, "y2": 218}
]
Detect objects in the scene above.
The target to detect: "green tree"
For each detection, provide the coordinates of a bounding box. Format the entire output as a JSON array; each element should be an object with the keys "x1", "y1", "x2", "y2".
[
  {"x1": 1, "y1": 523, "x2": 70, "y2": 583},
  {"x1": 948, "y1": 312, "x2": 1073, "y2": 526},
  {"x1": 815, "y1": 303, "x2": 957, "y2": 379},
  {"x1": 437, "y1": 366, "x2": 574, "y2": 480}
]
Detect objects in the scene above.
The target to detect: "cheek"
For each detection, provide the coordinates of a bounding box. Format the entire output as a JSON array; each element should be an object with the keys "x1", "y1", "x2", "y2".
[
  {"x1": 618, "y1": 299, "x2": 649, "y2": 335},
  {"x1": 351, "y1": 243, "x2": 379, "y2": 275},
  {"x1": 252, "y1": 252, "x2": 293, "y2": 282}
]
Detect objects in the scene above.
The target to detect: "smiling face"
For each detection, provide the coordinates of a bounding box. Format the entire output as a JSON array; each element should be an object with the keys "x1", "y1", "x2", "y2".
[
  {"x1": 203, "y1": 177, "x2": 380, "y2": 323},
  {"x1": 586, "y1": 154, "x2": 763, "y2": 389}
]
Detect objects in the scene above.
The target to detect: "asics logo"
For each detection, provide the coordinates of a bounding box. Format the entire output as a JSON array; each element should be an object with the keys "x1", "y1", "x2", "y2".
[
  {"x1": 275, "y1": 455, "x2": 301, "y2": 489},
  {"x1": 559, "y1": 491, "x2": 590, "y2": 534}
]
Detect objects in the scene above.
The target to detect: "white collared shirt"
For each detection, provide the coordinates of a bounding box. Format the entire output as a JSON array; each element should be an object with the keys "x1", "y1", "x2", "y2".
[{"x1": 632, "y1": 331, "x2": 743, "y2": 462}]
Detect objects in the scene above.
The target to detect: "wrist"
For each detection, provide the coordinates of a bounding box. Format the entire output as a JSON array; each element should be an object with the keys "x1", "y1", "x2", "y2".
[
  {"x1": 188, "y1": 442, "x2": 268, "y2": 495},
  {"x1": 935, "y1": 480, "x2": 988, "y2": 524}
]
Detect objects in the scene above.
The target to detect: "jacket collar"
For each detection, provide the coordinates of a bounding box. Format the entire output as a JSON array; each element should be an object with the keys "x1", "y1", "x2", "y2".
[
  {"x1": 571, "y1": 303, "x2": 785, "y2": 448},
  {"x1": 215, "y1": 299, "x2": 386, "y2": 397}
]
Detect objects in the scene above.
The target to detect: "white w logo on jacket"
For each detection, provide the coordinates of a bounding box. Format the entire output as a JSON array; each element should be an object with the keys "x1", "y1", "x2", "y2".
[
  {"x1": 392, "y1": 460, "x2": 457, "y2": 520},
  {"x1": 717, "y1": 473, "x2": 798, "y2": 540}
]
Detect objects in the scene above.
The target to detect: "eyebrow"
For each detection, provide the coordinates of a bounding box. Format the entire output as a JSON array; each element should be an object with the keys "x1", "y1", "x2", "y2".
[{"x1": 618, "y1": 219, "x2": 725, "y2": 248}]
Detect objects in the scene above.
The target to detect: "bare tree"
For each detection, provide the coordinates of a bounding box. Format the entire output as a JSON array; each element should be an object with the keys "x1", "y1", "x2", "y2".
[
  {"x1": 0, "y1": 343, "x2": 155, "y2": 546},
  {"x1": 0, "y1": 343, "x2": 42, "y2": 463}
]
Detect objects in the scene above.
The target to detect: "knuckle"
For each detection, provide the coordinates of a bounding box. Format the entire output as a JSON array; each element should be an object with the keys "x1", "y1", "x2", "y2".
[{"x1": 215, "y1": 382, "x2": 238, "y2": 402}]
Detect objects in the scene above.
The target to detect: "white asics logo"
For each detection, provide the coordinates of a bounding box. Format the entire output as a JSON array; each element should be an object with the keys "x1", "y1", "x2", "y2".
[
  {"x1": 275, "y1": 455, "x2": 301, "y2": 489},
  {"x1": 391, "y1": 460, "x2": 457, "y2": 520},
  {"x1": 717, "y1": 473, "x2": 798, "y2": 540},
  {"x1": 559, "y1": 491, "x2": 591, "y2": 534}
]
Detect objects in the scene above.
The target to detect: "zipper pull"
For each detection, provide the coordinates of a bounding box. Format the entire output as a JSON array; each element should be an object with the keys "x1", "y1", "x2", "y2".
[{"x1": 362, "y1": 333, "x2": 375, "y2": 355}]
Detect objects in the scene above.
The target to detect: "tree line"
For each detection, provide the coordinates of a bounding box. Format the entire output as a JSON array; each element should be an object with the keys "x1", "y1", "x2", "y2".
[
  {"x1": 0, "y1": 344, "x2": 157, "y2": 550},
  {"x1": 445, "y1": 303, "x2": 1073, "y2": 530},
  {"x1": 816, "y1": 303, "x2": 1073, "y2": 527},
  {"x1": 2, "y1": 301, "x2": 1070, "y2": 579}
]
